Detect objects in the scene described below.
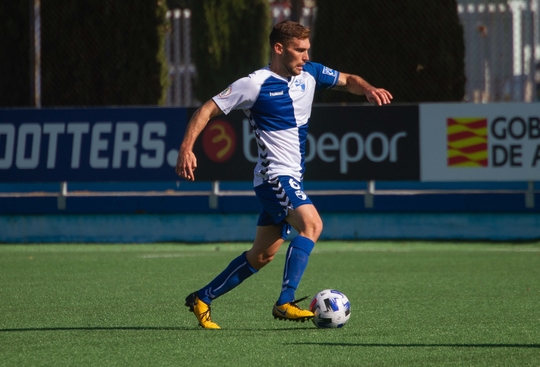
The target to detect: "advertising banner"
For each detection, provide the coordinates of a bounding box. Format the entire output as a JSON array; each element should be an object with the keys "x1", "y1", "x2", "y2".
[
  {"x1": 0, "y1": 107, "x2": 187, "y2": 182},
  {"x1": 0, "y1": 105, "x2": 420, "y2": 182},
  {"x1": 192, "y1": 105, "x2": 420, "y2": 181},
  {"x1": 420, "y1": 103, "x2": 540, "y2": 181}
]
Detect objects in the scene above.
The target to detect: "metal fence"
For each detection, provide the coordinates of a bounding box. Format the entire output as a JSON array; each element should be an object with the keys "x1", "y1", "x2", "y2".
[
  {"x1": 459, "y1": 1, "x2": 540, "y2": 102},
  {"x1": 165, "y1": 0, "x2": 540, "y2": 106},
  {"x1": 164, "y1": 9, "x2": 195, "y2": 107}
]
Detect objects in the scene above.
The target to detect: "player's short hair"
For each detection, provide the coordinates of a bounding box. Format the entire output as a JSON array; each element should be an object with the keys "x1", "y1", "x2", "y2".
[{"x1": 269, "y1": 20, "x2": 310, "y2": 48}]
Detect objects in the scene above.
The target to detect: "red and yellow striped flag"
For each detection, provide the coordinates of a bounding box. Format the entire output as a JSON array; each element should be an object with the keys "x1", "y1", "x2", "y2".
[{"x1": 447, "y1": 117, "x2": 488, "y2": 167}]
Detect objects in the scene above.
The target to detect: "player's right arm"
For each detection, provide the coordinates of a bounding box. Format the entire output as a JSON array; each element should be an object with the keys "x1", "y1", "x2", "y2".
[{"x1": 176, "y1": 99, "x2": 223, "y2": 181}]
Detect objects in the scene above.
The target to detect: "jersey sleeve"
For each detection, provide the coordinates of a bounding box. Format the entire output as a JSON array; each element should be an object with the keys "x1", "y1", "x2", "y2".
[
  {"x1": 212, "y1": 77, "x2": 261, "y2": 115},
  {"x1": 302, "y1": 62, "x2": 340, "y2": 90}
]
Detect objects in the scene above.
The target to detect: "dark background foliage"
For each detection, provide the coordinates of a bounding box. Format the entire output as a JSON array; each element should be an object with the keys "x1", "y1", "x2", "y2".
[
  {"x1": 0, "y1": 0, "x2": 465, "y2": 107},
  {"x1": 312, "y1": 0, "x2": 465, "y2": 103}
]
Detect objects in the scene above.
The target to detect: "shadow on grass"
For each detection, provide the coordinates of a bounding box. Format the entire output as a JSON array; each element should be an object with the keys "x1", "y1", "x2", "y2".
[
  {"x1": 0, "y1": 326, "x2": 191, "y2": 332},
  {"x1": 0, "y1": 326, "x2": 315, "y2": 332},
  {"x1": 292, "y1": 342, "x2": 540, "y2": 349}
]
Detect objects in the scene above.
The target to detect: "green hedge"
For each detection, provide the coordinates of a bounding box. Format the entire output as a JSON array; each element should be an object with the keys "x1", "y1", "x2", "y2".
[
  {"x1": 1, "y1": 0, "x2": 169, "y2": 107},
  {"x1": 43, "y1": 0, "x2": 170, "y2": 106},
  {"x1": 0, "y1": 1, "x2": 31, "y2": 107}
]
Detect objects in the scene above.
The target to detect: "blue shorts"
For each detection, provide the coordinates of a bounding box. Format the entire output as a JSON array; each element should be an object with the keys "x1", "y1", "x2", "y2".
[{"x1": 254, "y1": 176, "x2": 313, "y2": 239}]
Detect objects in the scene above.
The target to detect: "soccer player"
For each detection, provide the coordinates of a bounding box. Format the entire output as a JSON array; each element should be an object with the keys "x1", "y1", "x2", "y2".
[{"x1": 176, "y1": 20, "x2": 392, "y2": 329}]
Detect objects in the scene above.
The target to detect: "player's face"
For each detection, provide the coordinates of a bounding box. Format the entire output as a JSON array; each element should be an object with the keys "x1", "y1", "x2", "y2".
[{"x1": 282, "y1": 37, "x2": 310, "y2": 76}]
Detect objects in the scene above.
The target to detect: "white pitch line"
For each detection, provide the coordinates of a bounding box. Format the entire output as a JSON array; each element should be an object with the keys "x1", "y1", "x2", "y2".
[{"x1": 140, "y1": 253, "x2": 199, "y2": 258}]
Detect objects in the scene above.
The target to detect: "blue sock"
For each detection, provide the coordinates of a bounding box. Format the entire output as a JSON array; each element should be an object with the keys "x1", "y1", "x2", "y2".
[
  {"x1": 197, "y1": 251, "x2": 257, "y2": 304},
  {"x1": 277, "y1": 236, "x2": 315, "y2": 305}
]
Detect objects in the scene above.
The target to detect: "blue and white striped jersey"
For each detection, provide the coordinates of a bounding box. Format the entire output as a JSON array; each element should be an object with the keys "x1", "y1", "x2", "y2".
[{"x1": 212, "y1": 61, "x2": 339, "y2": 186}]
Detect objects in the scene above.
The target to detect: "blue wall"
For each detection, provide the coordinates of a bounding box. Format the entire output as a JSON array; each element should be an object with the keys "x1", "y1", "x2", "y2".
[{"x1": 1, "y1": 181, "x2": 538, "y2": 243}]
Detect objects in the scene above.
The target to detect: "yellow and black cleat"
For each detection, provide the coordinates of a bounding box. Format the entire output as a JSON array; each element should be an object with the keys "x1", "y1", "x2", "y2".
[
  {"x1": 272, "y1": 296, "x2": 314, "y2": 322},
  {"x1": 185, "y1": 292, "x2": 221, "y2": 329}
]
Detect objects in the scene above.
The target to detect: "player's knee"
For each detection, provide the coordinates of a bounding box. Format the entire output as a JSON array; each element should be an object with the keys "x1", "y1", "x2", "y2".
[
  {"x1": 315, "y1": 218, "x2": 323, "y2": 236},
  {"x1": 303, "y1": 217, "x2": 323, "y2": 241}
]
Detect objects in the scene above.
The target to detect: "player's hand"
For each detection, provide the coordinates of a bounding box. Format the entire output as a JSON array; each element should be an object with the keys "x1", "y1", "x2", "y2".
[
  {"x1": 365, "y1": 88, "x2": 393, "y2": 106},
  {"x1": 176, "y1": 149, "x2": 197, "y2": 181}
]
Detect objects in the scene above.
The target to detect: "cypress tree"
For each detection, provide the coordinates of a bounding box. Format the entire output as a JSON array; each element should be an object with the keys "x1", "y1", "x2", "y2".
[
  {"x1": 312, "y1": 0, "x2": 465, "y2": 103},
  {"x1": 191, "y1": 0, "x2": 271, "y2": 101}
]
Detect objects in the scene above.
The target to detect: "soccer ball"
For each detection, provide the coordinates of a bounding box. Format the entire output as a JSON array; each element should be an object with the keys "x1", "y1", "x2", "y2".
[{"x1": 309, "y1": 289, "x2": 351, "y2": 328}]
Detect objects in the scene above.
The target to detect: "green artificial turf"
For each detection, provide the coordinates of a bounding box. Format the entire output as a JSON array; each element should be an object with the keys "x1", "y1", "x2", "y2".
[{"x1": 0, "y1": 241, "x2": 539, "y2": 366}]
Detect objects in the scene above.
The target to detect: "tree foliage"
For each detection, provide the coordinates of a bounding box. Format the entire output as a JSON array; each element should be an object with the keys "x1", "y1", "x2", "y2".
[{"x1": 191, "y1": 0, "x2": 271, "y2": 101}]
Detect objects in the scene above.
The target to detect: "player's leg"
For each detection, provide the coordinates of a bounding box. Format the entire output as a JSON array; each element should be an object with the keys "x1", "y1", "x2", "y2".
[
  {"x1": 276, "y1": 203, "x2": 322, "y2": 306},
  {"x1": 194, "y1": 220, "x2": 286, "y2": 301},
  {"x1": 185, "y1": 223, "x2": 285, "y2": 329},
  {"x1": 266, "y1": 176, "x2": 321, "y2": 322},
  {"x1": 245, "y1": 224, "x2": 286, "y2": 270},
  {"x1": 185, "y1": 249, "x2": 259, "y2": 329}
]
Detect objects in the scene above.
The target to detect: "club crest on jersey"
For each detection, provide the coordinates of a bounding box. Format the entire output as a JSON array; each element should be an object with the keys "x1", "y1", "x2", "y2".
[
  {"x1": 218, "y1": 86, "x2": 232, "y2": 98},
  {"x1": 322, "y1": 66, "x2": 336, "y2": 76},
  {"x1": 294, "y1": 79, "x2": 306, "y2": 92},
  {"x1": 295, "y1": 190, "x2": 307, "y2": 200}
]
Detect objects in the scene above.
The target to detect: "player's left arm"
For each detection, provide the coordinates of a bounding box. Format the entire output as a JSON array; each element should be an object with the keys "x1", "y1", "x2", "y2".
[{"x1": 332, "y1": 72, "x2": 393, "y2": 106}]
